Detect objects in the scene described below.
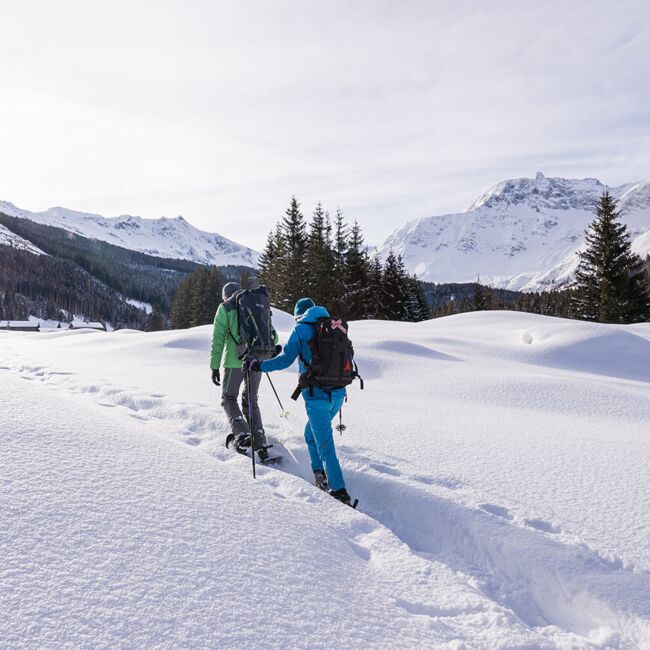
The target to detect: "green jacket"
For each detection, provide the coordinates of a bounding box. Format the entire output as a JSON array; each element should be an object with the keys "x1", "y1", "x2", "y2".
[{"x1": 210, "y1": 301, "x2": 278, "y2": 369}]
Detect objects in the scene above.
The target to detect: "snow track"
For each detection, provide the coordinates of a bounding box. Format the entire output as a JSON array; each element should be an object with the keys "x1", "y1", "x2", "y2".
[{"x1": 3, "y1": 354, "x2": 649, "y2": 648}]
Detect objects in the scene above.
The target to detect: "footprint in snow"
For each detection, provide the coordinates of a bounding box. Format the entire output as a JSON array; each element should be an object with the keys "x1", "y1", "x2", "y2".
[
  {"x1": 368, "y1": 462, "x2": 401, "y2": 477},
  {"x1": 411, "y1": 475, "x2": 463, "y2": 490},
  {"x1": 524, "y1": 518, "x2": 561, "y2": 534},
  {"x1": 480, "y1": 503, "x2": 514, "y2": 520}
]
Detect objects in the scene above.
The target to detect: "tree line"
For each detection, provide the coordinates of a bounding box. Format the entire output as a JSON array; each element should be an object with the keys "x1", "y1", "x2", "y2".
[
  {"x1": 258, "y1": 197, "x2": 429, "y2": 321},
  {"x1": 0, "y1": 245, "x2": 147, "y2": 328}
]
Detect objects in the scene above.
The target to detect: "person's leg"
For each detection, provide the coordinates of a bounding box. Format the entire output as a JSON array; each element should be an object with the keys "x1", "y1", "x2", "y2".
[
  {"x1": 242, "y1": 370, "x2": 266, "y2": 450},
  {"x1": 304, "y1": 394, "x2": 346, "y2": 491},
  {"x1": 303, "y1": 419, "x2": 324, "y2": 473},
  {"x1": 221, "y1": 368, "x2": 248, "y2": 437}
]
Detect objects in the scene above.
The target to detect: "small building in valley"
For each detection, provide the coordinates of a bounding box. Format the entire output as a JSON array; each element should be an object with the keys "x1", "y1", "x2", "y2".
[
  {"x1": 68, "y1": 320, "x2": 106, "y2": 331},
  {"x1": 0, "y1": 320, "x2": 41, "y2": 332}
]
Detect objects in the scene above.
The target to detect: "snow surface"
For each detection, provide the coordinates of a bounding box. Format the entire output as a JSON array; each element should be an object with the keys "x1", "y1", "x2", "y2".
[
  {"x1": 0, "y1": 200, "x2": 258, "y2": 267},
  {"x1": 1, "y1": 311, "x2": 649, "y2": 648},
  {"x1": 0, "y1": 223, "x2": 45, "y2": 255},
  {"x1": 377, "y1": 173, "x2": 650, "y2": 291}
]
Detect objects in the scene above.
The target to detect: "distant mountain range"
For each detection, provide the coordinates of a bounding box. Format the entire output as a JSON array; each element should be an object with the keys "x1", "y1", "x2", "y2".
[
  {"x1": 0, "y1": 200, "x2": 259, "y2": 268},
  {"x1": 376, "y1": 173, "x2": 650, "y2": 291},
  {"x1": 0, "y1": 207, "x2": 253, "y2": 328}
]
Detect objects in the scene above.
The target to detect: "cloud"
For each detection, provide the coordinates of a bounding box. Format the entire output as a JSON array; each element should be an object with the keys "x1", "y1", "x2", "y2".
[{"x1": 0, "y1": 0, "x2": 648, "y2": 249}]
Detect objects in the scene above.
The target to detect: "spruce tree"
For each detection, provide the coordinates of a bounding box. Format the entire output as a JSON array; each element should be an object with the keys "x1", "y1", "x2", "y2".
[
  {"x1": 306, "y1": 203, "x2": 335, "y2": 307},
  {"x1": 258, "y1": 224, "x2": 284, "y2": 301},
  {"x1": 366, "y1": 256, "x2": 385, "y2": 319},
  {"x1": 382, "y1": 251, "x2": 407, "y2": 320},
  {"x1": 571, "y1": 192, "x2": 650, "y2": 323},
  {"x1": 472, "y1": 281, "x2": 487, "y2": 311},
  {"x1": 276, "y1": 197, "x2": 307, "y2": 311},
  {"x1": 404, "y1": 274, "x2": 430, "y2": 321},
  {"x1": 343, "y1": 221, "x2": 370, "y2": 320},
  {"x1": 145, "y1": 304, "x2": 166, "y2": 331}
]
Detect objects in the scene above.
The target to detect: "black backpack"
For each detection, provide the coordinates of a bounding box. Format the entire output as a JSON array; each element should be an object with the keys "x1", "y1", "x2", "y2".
[
  {"x1": 294, "y1": 316, "x2": 363, "y2": 398},
  {"x1": 230, "y1": 286, "x2": 277, "y2": 361}
]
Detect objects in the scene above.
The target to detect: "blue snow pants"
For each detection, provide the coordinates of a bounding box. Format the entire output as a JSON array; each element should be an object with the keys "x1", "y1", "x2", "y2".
[{"x1": 302, "y1": 387, "x2": 346, "y2": 491}]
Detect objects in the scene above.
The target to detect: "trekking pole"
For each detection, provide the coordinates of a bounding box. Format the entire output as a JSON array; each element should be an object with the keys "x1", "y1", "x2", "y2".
[
  {"x1": 246, "y1": 368, "x2": 256, "y2": 479},
  {"x1": 265, "y1": 373, "x2": 289, "y2": 418},
  {"x1": 335, "y1": 409, "x2": 347, "y2": 435}
]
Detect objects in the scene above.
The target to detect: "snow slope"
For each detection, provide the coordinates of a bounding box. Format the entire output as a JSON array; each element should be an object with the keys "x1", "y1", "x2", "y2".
[
  {"x1": 0, "y1": 223, "x2": 45, "y2": 255},
  {"x1": 0, "y1": 200, "x2": 258, "y2": 267},
  {"x1": 377, "y1": 173, "x2": 650, "y2": 291},
  {"x1": 1, "y1": 311, "x2": 649, "y2": 648}
]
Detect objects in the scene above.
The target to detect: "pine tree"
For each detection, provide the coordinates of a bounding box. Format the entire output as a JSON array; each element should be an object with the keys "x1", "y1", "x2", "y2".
[
  {"x1": 343, "y1": 221, "x2": 370, "y2": 320},
  {"x1": 472, "y1": 280, "x2": 487, "y2": 311},
  {"x1": 275, "y1": 197, "x2": 307, "y2": 311},
  {"x1": 571, "y1": 192, "x2": 650, "y2": 323},
  {"x1": 258, "y1": 224, "x2": 284, "y2": 301},
  {"x1": 382, "y1": 251, "x2": 408, "y2": 321},
  {"x1": 306, "y1": 203, "x2": 335, "y2": 307},
  {"x1": 366, "y1": 256, "x2": 384, "y2": 319},
  {"x1": 404, "y1": 274, "x2": 430, "y2": 321},
  {"x1": 145, "y1": 304, "x2": 166, "y2": 331}
]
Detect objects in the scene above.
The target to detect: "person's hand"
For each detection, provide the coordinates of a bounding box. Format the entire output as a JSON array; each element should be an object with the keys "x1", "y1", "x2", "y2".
[
  {"x1": 211, "y1": 369, "x2": 220, "y2": 386},
  {"x1": 272, "y1": 344, "x2": 282, "y2": 358},
  {"x1": 242, "y1": 354, "x2": 261, "y2": 372}
]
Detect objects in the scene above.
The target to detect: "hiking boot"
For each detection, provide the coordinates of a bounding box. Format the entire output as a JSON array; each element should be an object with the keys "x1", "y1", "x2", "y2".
[
  {"x1": 329, "y1": 487, "x2": 352, "y2": 506},
  {"x1": 226, "y1": 432, "x2": 251, "y2": 454},
  {"x1": 314, "y1": 470, "x2": 329, "y2": 492}
]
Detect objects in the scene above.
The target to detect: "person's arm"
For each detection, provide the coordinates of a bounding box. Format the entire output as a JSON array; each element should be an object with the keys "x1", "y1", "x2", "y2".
[
  {"x1": 261, "y1": 328, "x2": 301, "y2": 372},
  {"x1": 210, "y1": 304, "x2": 227, "y2": 369}
]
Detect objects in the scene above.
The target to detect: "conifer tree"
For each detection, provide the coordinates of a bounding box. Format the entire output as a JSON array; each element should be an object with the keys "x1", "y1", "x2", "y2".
[
  {"x1": 343, "y1": 221, "x2": 370, "y2": 320},
  {"x1": 570, "y1": 192, "x2": 650, "y2": 323},
  {"x1": 366, "y1": 256, "x2": 385, "y2": 319},
  {"x1": 382, "y1": 251, "x2": 407, "y2": 320},
  {"x1": 145, "y1": 304, "x2": 166, "y2": 331},
  {"x1": 472, "y1": 280, "x2": 487, "y2": 311},
  {"x1": 404, "y1": 274, "x2": 430, "y2": 321},
  {"x1": 258, "y1": 224, "x2": 284, "y2": 301},
  {"x1": 275, "y1": 197, "x2": 307, "y2": 311},
  {"x1": 306, "y1": 203, "x2": 335, "y2": 308}
]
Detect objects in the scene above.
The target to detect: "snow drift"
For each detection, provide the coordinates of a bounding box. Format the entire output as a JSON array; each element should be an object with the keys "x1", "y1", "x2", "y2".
[{"x1": 1, "y1": 311, "x2": 649, "y2": 648}]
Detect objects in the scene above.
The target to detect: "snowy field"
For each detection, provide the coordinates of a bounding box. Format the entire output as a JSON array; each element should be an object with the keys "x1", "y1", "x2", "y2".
[{"x1": 1, "y1": 311, "x2": 649, "y2": 648}]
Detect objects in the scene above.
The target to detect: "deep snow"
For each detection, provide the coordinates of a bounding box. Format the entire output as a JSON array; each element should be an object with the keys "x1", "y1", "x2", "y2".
[{"x1": 1, "y1": 311, "x2": 649, "y2": 648}]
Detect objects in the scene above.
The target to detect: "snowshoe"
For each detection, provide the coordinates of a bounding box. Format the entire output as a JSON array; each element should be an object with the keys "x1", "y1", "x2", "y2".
[
  {"x1": 225, "y1": 432, "x2": 251, "y2": 455},
  {"x1": 314, "y1": 470, "x2": 329, "y2": 492},
  {"x1": 329, "y1": 488, "x2": 358, "y2": 509},
  {"x1": 257, "y1": 445, "x2": 282, "y2": 465}
]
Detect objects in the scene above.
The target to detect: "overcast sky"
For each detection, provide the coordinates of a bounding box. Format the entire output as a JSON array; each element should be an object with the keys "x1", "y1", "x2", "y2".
[{"x1": 1, "y1": 0, "x2": 649, "y2": 249}]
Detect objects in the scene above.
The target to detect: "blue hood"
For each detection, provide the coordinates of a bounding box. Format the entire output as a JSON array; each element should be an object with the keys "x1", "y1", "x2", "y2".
[{"x1": 297, "y1": 305, "x2": 329, "y2": 324}]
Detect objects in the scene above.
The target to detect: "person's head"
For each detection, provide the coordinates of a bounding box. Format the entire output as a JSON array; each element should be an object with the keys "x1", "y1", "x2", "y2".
[
  {"x1": 294, "y1": 297, "x2": 315, "y2": 321},
  {"x1": 222, "y1": 282, "x2": 241, "y2": 301}
]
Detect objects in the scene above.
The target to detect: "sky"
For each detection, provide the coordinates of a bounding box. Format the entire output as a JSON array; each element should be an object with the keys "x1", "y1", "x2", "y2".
[{"x1": 1, "y1": 0, "x2": 649, "y2": 250}]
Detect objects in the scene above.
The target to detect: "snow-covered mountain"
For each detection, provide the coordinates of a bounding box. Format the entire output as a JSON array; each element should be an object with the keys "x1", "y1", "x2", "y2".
[
  {"x1": 377, "y1": 173, "x2": 650, "y2": 291},
  {"x1": 0, "y1": 200, "x2": 259, "y2": 267},
  {"x1": 0, "y1": 223, "x2": 45, "y2": 255}
]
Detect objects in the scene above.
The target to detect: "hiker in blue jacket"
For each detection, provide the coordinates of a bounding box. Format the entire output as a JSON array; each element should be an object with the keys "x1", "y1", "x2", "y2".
[{"x1": 242, "y1": 297, "x2": 352, "y2": 506}]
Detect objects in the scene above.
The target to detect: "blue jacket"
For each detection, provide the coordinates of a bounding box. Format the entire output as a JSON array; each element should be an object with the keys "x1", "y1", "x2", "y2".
[{"x1": 260, "y1": 305, "x2": 329, "y2": 375}]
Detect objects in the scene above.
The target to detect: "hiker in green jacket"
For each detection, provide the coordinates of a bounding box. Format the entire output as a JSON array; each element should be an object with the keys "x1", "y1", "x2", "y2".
[{"x1": 210, "y1": 282, "x2": 279, "y2": 461}]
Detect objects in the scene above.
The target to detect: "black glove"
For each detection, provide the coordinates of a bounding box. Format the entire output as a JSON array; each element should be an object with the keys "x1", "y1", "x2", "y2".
[
  {"x1": 211, "y1": 369, "x2": 220, "y2": 386},
  {"x1": 242, "y1": 354, "x2": 261, "y2": 373},
  {"x1": 272, "y1": 344, "x2": 282, "y2": 358}
]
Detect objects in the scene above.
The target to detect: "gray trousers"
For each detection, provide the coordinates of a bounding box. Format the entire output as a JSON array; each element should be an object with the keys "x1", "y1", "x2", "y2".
[{"x1": 221, "y1": 368, "x2": 267, "y2": 449}]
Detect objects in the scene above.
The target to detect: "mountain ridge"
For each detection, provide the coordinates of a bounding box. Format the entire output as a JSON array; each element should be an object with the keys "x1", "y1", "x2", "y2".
[
  {"x1": 377, "y1": 173, "x2": 650, "y2": 291},
  {"x1": 0, "y1": 200, "x2": 259, "y2": 268}
]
